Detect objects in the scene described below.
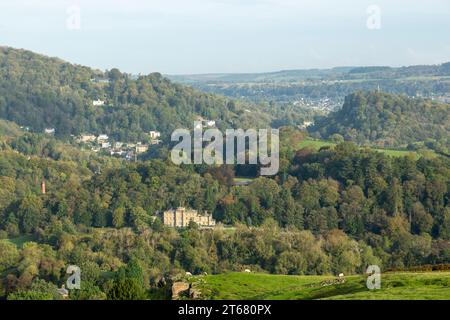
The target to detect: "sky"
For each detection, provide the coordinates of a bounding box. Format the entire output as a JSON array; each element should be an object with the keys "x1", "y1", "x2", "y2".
[{"x1": 0, "y1": 0, "x2": 449, "y2": 74}]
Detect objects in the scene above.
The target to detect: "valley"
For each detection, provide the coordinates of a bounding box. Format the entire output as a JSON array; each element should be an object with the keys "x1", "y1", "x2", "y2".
[{"x1": 0, "y1": 47, "x2": 449, "y2": 302}]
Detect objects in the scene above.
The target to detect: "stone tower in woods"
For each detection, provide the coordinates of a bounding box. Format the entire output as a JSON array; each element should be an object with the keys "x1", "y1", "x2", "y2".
[{"x1": 41, "y1": 180, "x2": 46, "y2": 195}]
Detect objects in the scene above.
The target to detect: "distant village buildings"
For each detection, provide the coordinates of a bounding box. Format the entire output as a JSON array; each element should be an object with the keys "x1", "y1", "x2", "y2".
[
  {"x1": 135, "y1": 143, "x2": 149, "y2": 154},
  {"x1": 195, "y1": 117, "x2": 217, "y2": 129},
  {"x1": 92, "y1": 99, "x2": 105, "y2": 106},
  {"x1": 97, "y1": 134, "x2": 109, "y2": 142},
  {"x1": 161, "y1": 207, "x2": 216, "y2": 228},
  {"x1": 299, "y1": 121, "x2": 314, "y2": 130},
  {"x1": 149, "y1": 131, "x2": 162, "y2": 145},
  {"x1": 101, "y1": 142, "x2": 111, "y2": 149},
  {"x1": 435, "y1": 95, "x2": 450, "y2": 104},
  {"x1": 90, "y1": 78, "x2": 110, "y2": 84},
  {"x1": 293, "y1": 97, "x2": 338, "y2": 112},
  {"x1": 79, "y1": 134, "x2": 96, "y2": 143},
  {"x1": 149, "y1": 131, "x2": 161, "y2": 139},
  {"x1": 74, "y1": 132, "x2": 161, "y2": 161},
  {"x1": 205, "y1": 120, "x2": 216, "y2": 127}
]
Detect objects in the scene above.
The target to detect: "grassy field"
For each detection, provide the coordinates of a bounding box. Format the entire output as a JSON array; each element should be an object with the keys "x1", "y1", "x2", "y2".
[
  {"x1": 297, "y1": 138, "x2": 419, "y2": 158},
  {"x1": 297, "y1": 139, "x2": 336, "y2": 150},
  {"x1": 234, "y1": 177, "x2": 255, "y2": 183},
  {"x1": 195, "y1": 272, "x2": 450, "y2": 300}
]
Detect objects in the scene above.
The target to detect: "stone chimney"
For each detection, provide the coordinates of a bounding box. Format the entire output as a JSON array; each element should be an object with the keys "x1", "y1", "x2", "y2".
[{"x1": 41, "y1": 180, "x2": 46, "y2": 195}]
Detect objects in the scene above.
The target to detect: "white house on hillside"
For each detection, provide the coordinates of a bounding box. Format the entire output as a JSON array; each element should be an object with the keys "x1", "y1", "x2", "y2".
[
  {"x1": 149, "y1": 131, "x2": 161, "y2": 139},
  {"x1": 93, "y1": 99, "x2": 105, "y2": 106},
  {"x1": 97, "y1": 134, "x2": 109, "y2": 142},
  {"x1": 205, "y1": 120, "x2": 216, "y2": 127},
  {"x1": 79, "y1": 134, "x2": 96, "y2": 143}
]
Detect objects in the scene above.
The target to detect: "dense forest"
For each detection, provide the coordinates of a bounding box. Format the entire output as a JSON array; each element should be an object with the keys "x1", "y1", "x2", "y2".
[
  {"x1": 310, "y1": 91, "x2": 450, "y2": 153},
  {"x1": 0, "y1": 46, "x2": 269, "y2": 142},
  {"x1": 0, "y1": 127, "x2": 449, "y2": 299}
]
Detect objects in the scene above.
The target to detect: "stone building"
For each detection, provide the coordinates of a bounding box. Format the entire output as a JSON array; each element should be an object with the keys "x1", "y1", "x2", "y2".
[{"x1": 162, "y1": 207, "x2": 216, "y2": 228}]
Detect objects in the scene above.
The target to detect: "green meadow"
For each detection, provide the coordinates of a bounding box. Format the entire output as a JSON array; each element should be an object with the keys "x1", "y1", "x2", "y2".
[
  {"x1": 196, "y1": 272, "x2": 450, "y2": 300},
  {"x1": 297, "y1": 138, "x2": 420, "y2": 158}
]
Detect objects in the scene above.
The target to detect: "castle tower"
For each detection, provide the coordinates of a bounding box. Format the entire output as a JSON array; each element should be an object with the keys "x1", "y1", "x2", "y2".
[{"x1": 41, "y1": 180, "x2": 46, "y2": 195}]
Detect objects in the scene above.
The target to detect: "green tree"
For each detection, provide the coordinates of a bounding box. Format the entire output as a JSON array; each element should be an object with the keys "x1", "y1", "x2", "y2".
[
  {"x1": 112, "y1": 207, "x2": 126, "y2": 228},
  {"x1": 107, "y1": 278, "x2": 146, "y2": 300}
]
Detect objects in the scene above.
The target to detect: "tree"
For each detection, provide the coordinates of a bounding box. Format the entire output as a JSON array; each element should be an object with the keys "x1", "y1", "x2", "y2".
[
  {"x1": 70, "y1": 281, "x2": 106, "y2": 300},
  {"x1": 107, "y1": 278, "x2": 146, "y2": 300},
  {"x1": 274, "y1": 251, "x2": 307, "y2": 275},
  {"x1": 112, "y1": 207, "x2": 126, "y2": 228},
  {"x1": 275, "y1": 189, "x2": 303, "y2": 228},
  {"x1": 107, "y1": 259, "x2": 147, "y2": 300},
  {"x1": 331, "y1": 133, "x2": 344, "y2": 144},
  {"x1": 129, "y1": 206, "x2": 149, "y2": 230},
  {"x1": 7, "y1": 291, "x2": 53, "y2": 300},
  {"x1": 384, "y1": 178, "x2": 403, "y2": 216},
  {"x1": 439, "y1": 207, "x2": 450, "y2": 240},
  {"x1": 411, "y1": 202, "x2": 433, "y2": 234},
  {"x1": 17, "y1": 195, "x2": 45, "y2": 233},
  {"x1": 0, "y1": 241, "x2": 19, "y2": 272},
  {"x1": 323, "y1": 230, "x2": 362, "y2": 275}
]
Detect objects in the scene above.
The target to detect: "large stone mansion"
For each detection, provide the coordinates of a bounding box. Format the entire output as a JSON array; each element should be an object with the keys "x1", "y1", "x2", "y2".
[{"x1": 161, "y1": 207, "x2": 216, "y2": 228}]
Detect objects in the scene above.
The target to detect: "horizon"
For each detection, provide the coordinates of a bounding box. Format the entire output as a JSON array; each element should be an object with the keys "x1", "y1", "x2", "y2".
[
  {"x1": 2, "y1": 44, "x2": 449, "y2": 77},
  {"x1": 1, "y1": 0, "x2": 449, "y2": 74}
]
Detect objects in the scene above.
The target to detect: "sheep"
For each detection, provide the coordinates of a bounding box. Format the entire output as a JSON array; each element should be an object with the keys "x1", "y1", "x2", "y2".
[
  {"x1": 185, "y1": 272, "x2": 193, "y2": 277},
  {"x1": 244, "y1": 269, "x2": 251, "y2": 273}
]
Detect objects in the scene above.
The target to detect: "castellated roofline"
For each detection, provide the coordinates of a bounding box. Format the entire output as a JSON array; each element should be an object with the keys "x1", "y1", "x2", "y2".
[{"x1": 161, "y1": 207, "x2": 216, "y2": 228}]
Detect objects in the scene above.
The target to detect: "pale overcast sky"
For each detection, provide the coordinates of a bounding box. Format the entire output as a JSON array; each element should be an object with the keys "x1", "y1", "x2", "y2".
[{"x1": 0, "y1": 0, "x2": 449, "y2": 74}]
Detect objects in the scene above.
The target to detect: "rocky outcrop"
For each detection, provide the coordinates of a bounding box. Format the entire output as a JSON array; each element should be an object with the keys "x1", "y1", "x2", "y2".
[
  {"x1": 172, "y1": 282, "x2": 190, "y2": 300},
  {"x1": 320, "y1": 277, "x2": 346, "y2": 287}
]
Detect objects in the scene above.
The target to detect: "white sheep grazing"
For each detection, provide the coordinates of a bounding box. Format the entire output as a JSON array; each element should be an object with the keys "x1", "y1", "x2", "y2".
[
  {"x1": 244, "y1": 269, "x2": 251, "y2": 273},
  {"x1": 338, "y1": 273, "x2": 345, "y2": 278},
  {"x1": 185, "y1": 272, "x2": 193, "y2": 277}
]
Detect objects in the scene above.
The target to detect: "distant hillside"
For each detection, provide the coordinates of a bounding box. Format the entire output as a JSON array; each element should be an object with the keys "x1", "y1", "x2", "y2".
[
  {"x1": 168, "y1": 63, "x2": 450, "y2": 106},
  {"x1": 167, "y1": 67, "x2": 356, "y2": 84},
  {"x1": 169, "y1": 62, "x2": 450, "y2": 84},
  {"x1": 0, "y1": 46, "x2": 268, "y2": 141},
  {"x1": 310, "y1": 92, "x2": 450, "y2": 150}
]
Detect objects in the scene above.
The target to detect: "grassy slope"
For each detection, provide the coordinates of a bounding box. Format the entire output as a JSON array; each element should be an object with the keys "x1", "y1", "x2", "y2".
[
  {"x1": 197, "y1": 272, "x2": 450, "y2": 300},
  {"x1": 297, "y1": 138, "x2": 420, "y2": 158}
]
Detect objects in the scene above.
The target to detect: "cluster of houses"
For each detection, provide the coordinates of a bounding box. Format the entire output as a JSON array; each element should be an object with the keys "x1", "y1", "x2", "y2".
[
  {"x1": 44, "y1": 128, "x2": 56, "y2": 134},
  {"x1": 434, "y1": 94, "x2": 450, "y2": 104},
  {"x1": 195, "y1": 117, "x2": 216, "y2": 129},
  {"x1": 298, "y1": 121, "x2": 314, "y2": 130},
  {"x1": 292, "y1": 97, "x2": 339, "y2": 111},
  {"x1": 75, "y1": 131, "x2": 161, "y2": 161}
]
